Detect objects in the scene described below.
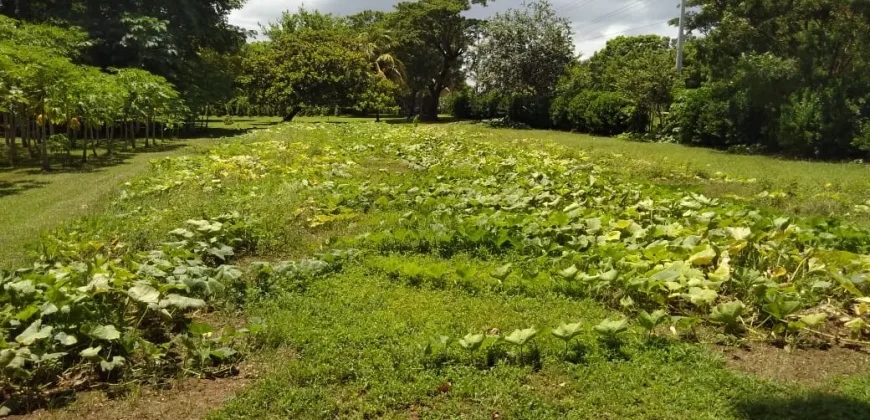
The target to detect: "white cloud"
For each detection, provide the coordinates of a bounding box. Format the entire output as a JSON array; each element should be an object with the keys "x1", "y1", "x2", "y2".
[{"x1": 229, "y1": 0, "x2": 682, "y2": 54}]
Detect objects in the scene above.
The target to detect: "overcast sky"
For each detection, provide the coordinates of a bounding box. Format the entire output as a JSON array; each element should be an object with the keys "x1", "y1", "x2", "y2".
[{"x1": 229, "y1": 0, "x2": 683, "y2": 57}]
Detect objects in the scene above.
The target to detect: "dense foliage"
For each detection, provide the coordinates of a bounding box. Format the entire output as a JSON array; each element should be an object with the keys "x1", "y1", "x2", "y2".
[
  {"x1": 0, "y1": 16, "x2": 184, "y2": 169},
  {"x1": 669, "y1": 0, "x2": 870, "y2": 158},
  {"x1": 0, "y1": 0, "x2": 246, "y2": 112}
]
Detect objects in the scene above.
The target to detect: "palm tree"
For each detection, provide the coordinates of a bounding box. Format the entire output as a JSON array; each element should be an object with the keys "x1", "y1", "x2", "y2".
[{"x1": 358, "y1": 28, "x2": 406, "y2": 121}]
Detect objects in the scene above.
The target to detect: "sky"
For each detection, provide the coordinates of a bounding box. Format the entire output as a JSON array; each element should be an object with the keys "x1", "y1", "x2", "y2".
[{"x1": 228, "y1": 0, "x2": 683, "y2": 57}]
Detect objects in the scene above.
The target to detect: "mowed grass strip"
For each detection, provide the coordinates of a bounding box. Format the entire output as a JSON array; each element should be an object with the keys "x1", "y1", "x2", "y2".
[
  {"x1": 209, "y1": 268, "x2": 870, "y2": 420},
  {"x1": 0, "y1": 117, "x2": 281, "y2": 267}
]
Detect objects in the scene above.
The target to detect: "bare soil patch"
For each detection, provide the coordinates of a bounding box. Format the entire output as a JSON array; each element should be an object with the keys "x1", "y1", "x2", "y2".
[
  {"x1": 718, "y1": 344, "x2": 870, "y2": 384},
  {"x1": 10, "y1": 348, "x2": 292, "y2": 420}
]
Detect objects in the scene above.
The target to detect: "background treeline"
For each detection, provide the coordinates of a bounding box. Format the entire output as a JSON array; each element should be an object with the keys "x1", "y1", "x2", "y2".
[
  {"x1": 448, "y1": 0, "x2": 870, "y2": 159},
  {"x1": 0, "y1": 0, "x2": 245, "y2": 169},
  {"x1": 5, "y1": 0, "x2": 870, "y2": 161}
]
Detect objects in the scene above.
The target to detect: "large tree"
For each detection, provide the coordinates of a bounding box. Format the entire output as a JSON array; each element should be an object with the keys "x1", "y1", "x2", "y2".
[
  {"x1": 238, "y1": 9, "x2": 392, "y2": 122},
  {"x1": 471, "y1": 0, "x2": 572, "y2": 98},
  {"x1": 392, "y1": 0, "x2": 491, "y2": 121}
]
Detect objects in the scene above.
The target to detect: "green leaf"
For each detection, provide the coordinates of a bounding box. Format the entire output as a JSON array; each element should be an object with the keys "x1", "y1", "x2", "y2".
[
  {"x1": 684, "y1": 287, "x2": 719, "y2": 307},
  {"x1": 551, "y1": 322, "x2": 584, "y2": 342},
  {"x1": 504, "y1": 328, "x2": 537, "y2": 346},
  {"x1": 762, "y1": 296, "x2": 802, "y2": 320},
  {"x1": 160, "y1": 294, "x2": 207, "y2": 310},
  {"x1": 100, "y1": 356, "x2": 126, "y2": 372},
  {"x1": 128, "y1": 284, "x2": 160, "y2": 304},
  {"x1": 558, "y1": 265, "x2": 579, "y2": 279},
  {"x1": 90, "y1": 325, "x2": 121, "y2": 341},
  {"x1": 689, "y1": 247, "x2": 717, "y2": 266},
  {"x1": 169, "y1": 228, "x2": 195, "y2": 238},
  {"x1": 709, "y1": 301, "x2": 745, "y2": 326},
  {"x1": 594, "y1": 318, "x2": 629, "y2": 337},
  {"x1": 210, "y1": 347, "x2": 238, "y2": 360},
  {"x1": 15, "y1": 320, "x2": 53, "y2": 345},
  {"x1": 726, "y1": 227, "x2": 752, "y2": 241},
  {"x1": 799, "y1": 313, "x2": 827, "y2": 328},
  {"x1": 54, "y1": 332, "x2": 78, "y2": 346},
  {"x1": 80, "y1": 346, "x2": 102, "y2": 360},
  {"x1": 489, "y1": 264, "x2": 513, "y2": 281},
  {"x1": 189, "y1": 322, "x2": 214, "y2": 336},
  {"x1": 637, "y1": 310, "x2": 668, "y2": 331},
  {"x1": 457, "y1": 333, "x2": 485, "y2": 351}
]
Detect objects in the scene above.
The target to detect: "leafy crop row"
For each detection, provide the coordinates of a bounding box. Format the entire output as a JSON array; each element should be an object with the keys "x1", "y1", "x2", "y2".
[{"x1": 0, "y1": 213, "x2": 261, "y2": 414}]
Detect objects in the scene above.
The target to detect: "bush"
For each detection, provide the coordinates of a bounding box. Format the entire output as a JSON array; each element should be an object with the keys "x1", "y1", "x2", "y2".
[
  {"x1": 667, "y1": 86, "x2": 734, "y2": 148},
  {"x1": 551, "y1": 90, "x2": 636, "y2": 135},
  {"x1": 506, "y1": 94, "x2": 552, "y2": 128},
  {"x1": 446, "y1": 91, "x2": 473, "y2": 119}
]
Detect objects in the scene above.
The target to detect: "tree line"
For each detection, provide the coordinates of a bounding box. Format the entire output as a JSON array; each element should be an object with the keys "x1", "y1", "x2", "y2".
[
  {"x1": 450, "y1": 0, "x2": 870, "y2": 159},
  {"x1": 4, "y1": 0, "x2": 870, "y2": 161},
  {"x1": 0, "y1": 16, "x2": 186, "y2": 169}
]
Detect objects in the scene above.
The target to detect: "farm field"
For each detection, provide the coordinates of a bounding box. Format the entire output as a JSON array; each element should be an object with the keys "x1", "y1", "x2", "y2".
[{"x1": 3, "y1": 122, "x2": 870, "y2": 419}]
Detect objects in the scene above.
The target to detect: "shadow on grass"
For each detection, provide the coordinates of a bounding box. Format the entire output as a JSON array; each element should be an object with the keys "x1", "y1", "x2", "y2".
[
  {"x1": 189, "y1": 121, "x2": 279, "y2": 138},
  {"x1": 0, "y1": 179, "x2": 51, "y2": 197},
  {"x1": 735, "y1": 393, "x2": 870, "y2": 420},
  {"x1": 0, "y1": 142, "x2": 189, "y2": 177},
  {"x1": 0, "y1": 122, "x2": 280, "y2": 174}
]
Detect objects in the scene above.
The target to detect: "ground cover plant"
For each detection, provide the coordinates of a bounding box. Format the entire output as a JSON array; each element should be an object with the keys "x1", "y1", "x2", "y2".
[{"x1": 2, "y1": 122, "x2": 870, "y2": 418}]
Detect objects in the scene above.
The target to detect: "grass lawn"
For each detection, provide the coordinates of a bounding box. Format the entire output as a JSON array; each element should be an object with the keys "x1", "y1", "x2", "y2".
[
  {"x1": 0, "y1": 116, "x2": 281, "y2": 267},
  {"x1": 3, "y1": 120, "x2": 870, "y2": 419}
]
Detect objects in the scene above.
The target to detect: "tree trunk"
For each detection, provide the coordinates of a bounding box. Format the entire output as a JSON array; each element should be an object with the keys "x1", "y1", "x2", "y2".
[
  {"x1": 5, "y1": 112, "x2": 17, "y2": 167},
  {"x1": 82, "y1": 125, "x2": 88, "y2": 163},
  {"x1": 91, "y1": 125, "x2": 98, "y2": 157},
  {"x1": 422, "y1": 87, "x2": 442, "y2": 122},
  {"x1": 283, "y1": 107, "x2": 301, "y2": 122},
  {"x1": 40, "y1": 102, "x2": 50, "y2": 171},
  {"x1": 376, "y1": 110, "x2": 381, "y2": 123},
  {"x1": 130, "y1": 122, "x2": 136, "y2": 149},
  {"x1": 107, "y1": 126, "x2": 114, "y2": 157}
]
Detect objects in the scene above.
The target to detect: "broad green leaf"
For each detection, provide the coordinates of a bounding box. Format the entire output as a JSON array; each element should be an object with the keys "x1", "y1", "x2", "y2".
[
  {"x1": 169, "y1": 228, "x2": 195, "y2": 238},
  {"x1": 637, "y1": 310, "x2": 668, "y2": 331},
  {"x1": 80, "y1": 346, "x2": 102, "y2": 360},
  {"x1": 762, "y1": 297, "x2": 802, "y2": 320},
  {"x1": 189, "y1": 322, "x2": 214, "y2": 336},
  {"x1": 558, "y1": 265, "x2": 579, "y2": 279},
  {"x1": 594, "y1": 318, "x2": 628, "y2": 336},
  {"x1": 128, "y1": 284, "x2": 160, "y2": 304},
  {"x1": 100, "y1": 356, "x2": 126, "y2": 372},
  {"x1": 489, "y1": 264, "x2": 513, "y2": 281},
  {"x1": 160, "y1": 294, "x2": 207, "y2": 310},
  {"x1": 210, "y1": 347, "x2": 238, "y2": 360},
  {"x1": 726, "y1": 227, "x2": 752, "y2": 241},
  {"x1": 54, "y1": 332, "x2": 78, "y2": 346},
  {"x1": 551, "y1": 322, "x2": 584, "y2": 341},
  {"x1": 684, "y1": 287, "x2": 718, "y2": 306},
  {"x1": 800, "y1": 313, "x2": 827, "y2": 328},
  {"x1": 16, "y1": 320, "x2": 53, "y2": 345},
  {"x1": 458, "y1": 333, "x2": 485, "y2": 351},
  {"x1": 504, "y1": 328, "x2": 537, "y2": 346},
  {"x1": 90, "y1": 325, "x2": 121, "y2": 341},
  {"x1": 689, "y1": 247, "x2": 717, "y2": 266},
  {"x1": 709, "y1": 301, "x2": 745, "y2": 326}
]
